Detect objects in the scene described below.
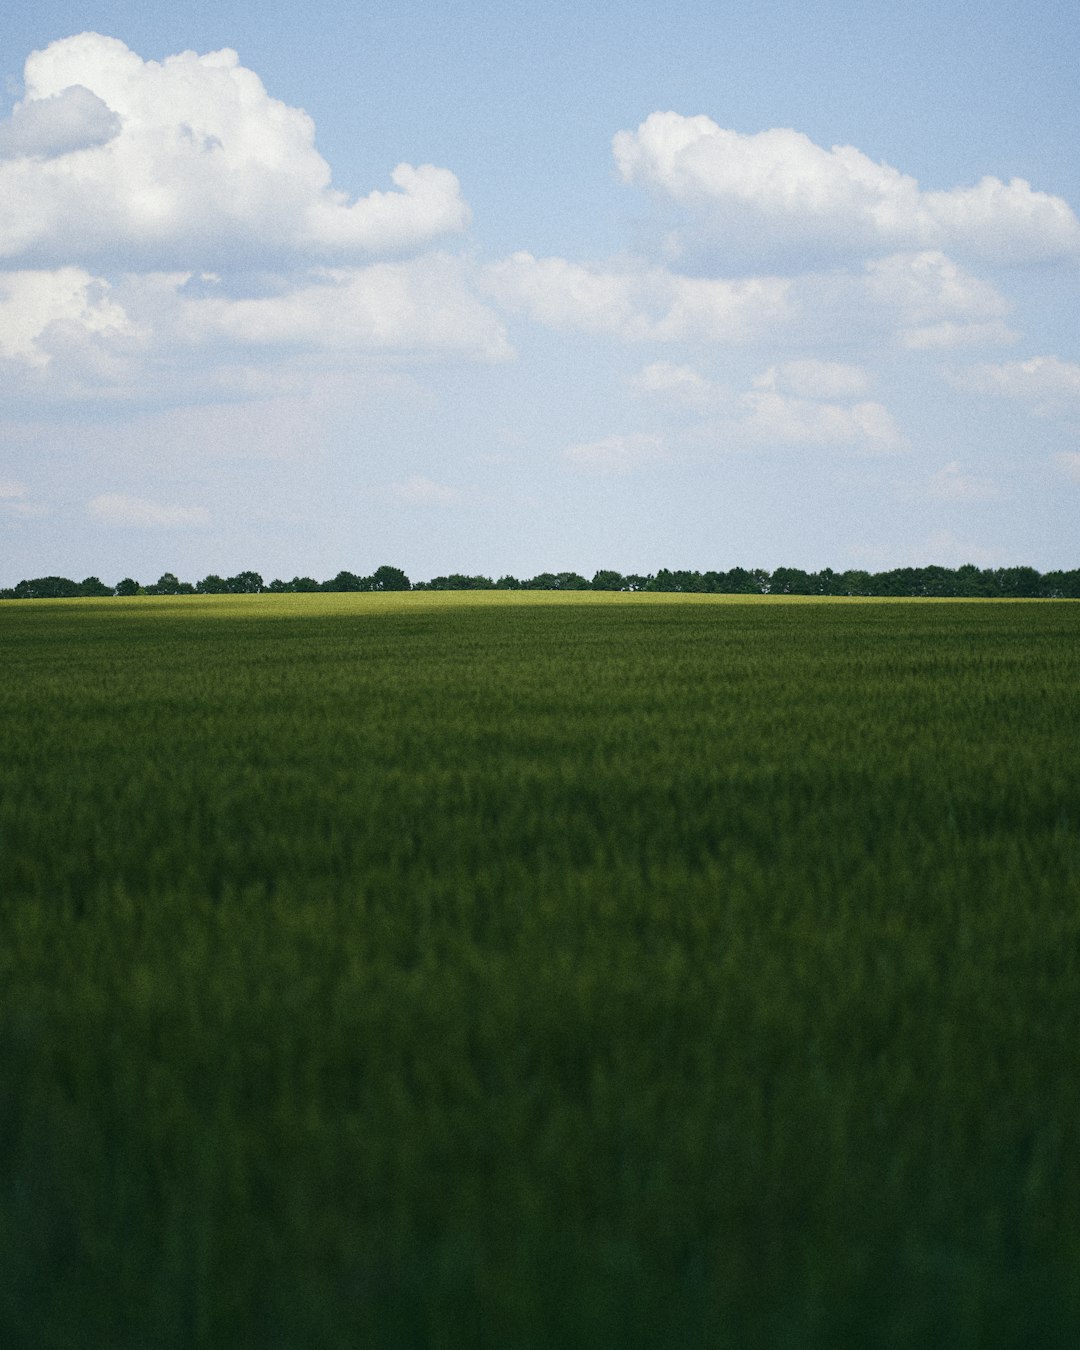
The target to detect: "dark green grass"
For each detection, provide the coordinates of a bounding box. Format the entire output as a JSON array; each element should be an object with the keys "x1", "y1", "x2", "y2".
[{"x1": 1, "y1": 593, "x2": 1079, "y2": 1348}]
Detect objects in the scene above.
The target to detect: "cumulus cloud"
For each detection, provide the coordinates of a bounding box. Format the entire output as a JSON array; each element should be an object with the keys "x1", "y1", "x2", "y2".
[
  {"x1": 0, "y1": 267, "x2": 138, "y2": 367},
  {"x1": 486, "y1": 246, "x2": 1016, "y2": 354},
  {"x1": 858, "y1": 251, "x2": 1015, "y2": 332},
  {"x1": 634, "y1": 359, "x2": 905, "y2": 455},
  {"x1": 178, "y1": 255, "x2": 510, "y2": 360},
  {"x1": 0, "y1": 37, "x2": 508, "y2": 404},
  {"x1": 945, "y1": 356, "x2": 1080, "y2": 418},
  {"x1": 614, "y1": 112, "x2": 1080, "y2": 266},
  {"x1": 86, "y1": 493, "x2": 210, "y2": 527},
  {"x1": 485, "y1": 252, "x2": 792, "y2": 342},
  {"x1": 737, "y1": 389, "x2": 904, "y2": 453},
  {"x1": 631, "y1": 361, "x2": 729, "y2": 412},
  {"x1": 0, "y1": 256, "x2": 509, "y2": 402},
  {"x1": 0, "y1": 33, "x2": 469, "y2": 268},
  {"x1": 0, "y1": 84, "x2": 120, "y2": 159}
]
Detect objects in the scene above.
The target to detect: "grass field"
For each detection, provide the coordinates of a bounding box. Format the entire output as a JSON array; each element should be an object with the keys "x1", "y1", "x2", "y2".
[{"x1": 2, "y1": 592, "x2": 1078, "y2": 1348}]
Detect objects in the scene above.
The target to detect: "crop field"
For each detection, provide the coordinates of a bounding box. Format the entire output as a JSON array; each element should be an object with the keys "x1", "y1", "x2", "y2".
[{"x1": 1, "y1": 591, "x2": 1079, "y2": 1348}]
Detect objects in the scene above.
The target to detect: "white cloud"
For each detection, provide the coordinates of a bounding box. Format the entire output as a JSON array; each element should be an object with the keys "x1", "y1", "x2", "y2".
[
  {"x1": 946, "y1": 356, "x2": 1080, "y2": 418},
  {"x1": 737, "y1": 389, "x2": 905, "y2": 453},
  {"x1": 634, "y1": 359, "x2": 904, "y2": 454},
  {"x1": 0, "y1": 257, "x2": 509, "y2": 405},
  {"x1": 0, "y1": 38, "x2": 505, "y2": 407},
  {"x1": 0, "y1": 479, "x2": 27, "y2": 499},
  {"x1": 925, "y1": 460, "x2": 999, "y2": 501},
  {"x1": 486, "y1": 247, "x2": 1015, "y2": 355},
  {"x1": 563, "y1": 432, "x2": 667, "y2": 473},
  {"x1": 858, "y1": 248, "x2": 1015, "y2": 324},
  {"x1": 753, "y1": 359, "x2": 871, "y2": 399},
  {"x1": 178, "y1": 255, "x2": 510, "y2": 360},
  {"x1": 1056, "y1": 452, "x2": 1080, "y2": 482},
  {"x1": 485, "y1": 251, "x2": 792, "y2": 342},
  {"x1": 0, "y1": 267, "x2": 137, "y2": 366},
  {"x1": 630, "y1": 361, "x2": 728, "y2": 412},
  {"x1": 0, "y1": 84, "x2": 120, "y2": 159},
  {"x1": 86, "y1": 493, "x2": 210, "y2": 527},
  {"x1": 387, "y1": 474, "x2": 463, "y2": 505},
  {"x1": 0, "y1": 34, "x2": 469, "y2": 268},
  {"x1": 614, "y1": 112, "x2": 1080, "y2": 266}
]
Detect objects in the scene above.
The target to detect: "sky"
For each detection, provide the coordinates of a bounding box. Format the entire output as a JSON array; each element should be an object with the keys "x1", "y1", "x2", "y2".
[{"x1": 1, "y1": 0, "x2": 1078, "y2": 585}]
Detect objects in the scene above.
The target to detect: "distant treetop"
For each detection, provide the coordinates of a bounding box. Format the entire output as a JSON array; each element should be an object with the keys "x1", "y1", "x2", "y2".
[{"x1": 3, "y1": 563, "x2": 1079, "y2": 601}]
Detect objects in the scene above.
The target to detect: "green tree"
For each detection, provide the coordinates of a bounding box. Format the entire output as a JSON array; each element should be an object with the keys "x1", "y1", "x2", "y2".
[
  {"x1": 14, "y1": 576, "x2": 80, "y2": 598},
  {"x1": 324, "y1": 571, "x2": 364, "y2": 592},
  {"x1": 369, "y1": 565, "x2": 410, "y2": 591},
  {"x1": 839, "y1": 570, "x2": 872, "y2": 596},
  {"x1": 78, "y1": 577, "x2": 114, "y2": 597},
  {"x1": 227, "y1": 571, "x2": 264, "y2": 594},
  {"x1": 115, "y1": 577, "x2": 140, "y2": 597},
  {"x1": 770, "y1": 567, "x2": 815, "y2": 595}
]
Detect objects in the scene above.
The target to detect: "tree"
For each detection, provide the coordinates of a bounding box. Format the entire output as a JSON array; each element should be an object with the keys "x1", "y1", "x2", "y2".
[
  {"x1": 369, "y1": 565, "x2": 410, "y2": 591},
  {"x1": 720, "y1": 567, "x2": 759, "y2": 594},
  {"x1": 426, "y1": 574, "x2": 495, "y2": 590},
  {"x1": 993, "y1": 566, "x2": 1043, "y2": 599},
  {"x1": 148, "y1": 572, "x2": 182, "y2": 596},
  {"x1": 196, "y1": 574, "x2": 229, "y2": 594},
  {"x1": 770, "y1": 567, "x2": 814, "y2": 595},
  {"x1": 590, "y1": 570, "x2": 625, "y2": 591},
  {"x1": 227, "y1": 571, "x2": 264, "y2": 594},
  {"x1": 324, "y1": 570, "x2": 364, "y2": 592},
  {"x1": 839, "y1": 570, "x2": 871, "y2": 596},
  {"x1": 115, "y1": 577, "x2": 140, "y2": 596},
  {"x1": 78, "y1": 576, "x2": 113, "y2": 597},
  {"x1": 15, "y1": 576, "x2": 80, "y2": 598}
]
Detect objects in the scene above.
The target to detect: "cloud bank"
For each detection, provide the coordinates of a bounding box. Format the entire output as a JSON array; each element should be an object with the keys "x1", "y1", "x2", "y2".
[
  {"x1": 614, "y1": 112, "x2": 1080, "y2": 267},
  {"x1": 0, "y1": 34, "x2": 511, "y2": 405},
  {"x1": 0, "y1": 33, "x2": 469, "y2": 269},
  {"x1": 946, "y1": 356, "x2": 1080, "y2": 418}
]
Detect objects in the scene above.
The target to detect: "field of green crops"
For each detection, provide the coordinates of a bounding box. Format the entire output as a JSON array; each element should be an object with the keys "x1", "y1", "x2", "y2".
[{"x1": 2, "y1": 592, "x2": 1078, "y2": 1348}]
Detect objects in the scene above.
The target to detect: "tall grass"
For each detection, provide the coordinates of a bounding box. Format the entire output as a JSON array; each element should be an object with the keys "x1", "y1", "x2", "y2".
[{"x1": 1, "y1": 593, "x2": 1078, "y2": 1347}]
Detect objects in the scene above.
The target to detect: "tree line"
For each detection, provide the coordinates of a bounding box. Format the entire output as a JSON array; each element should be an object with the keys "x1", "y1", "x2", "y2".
[{"x1": 4, "y1": 562, "x2": 1080, "y2": 600}]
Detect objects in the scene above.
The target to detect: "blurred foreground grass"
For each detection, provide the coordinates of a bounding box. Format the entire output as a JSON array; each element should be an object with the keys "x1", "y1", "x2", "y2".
[{"x1": 1, "y1": 592, "x2": 1078, "y2": 1348}]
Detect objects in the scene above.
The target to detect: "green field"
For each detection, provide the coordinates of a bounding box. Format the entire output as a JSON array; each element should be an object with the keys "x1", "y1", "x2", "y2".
[{"x1": 2, "y1": 592, "x2": 1078, "y2": 1348}]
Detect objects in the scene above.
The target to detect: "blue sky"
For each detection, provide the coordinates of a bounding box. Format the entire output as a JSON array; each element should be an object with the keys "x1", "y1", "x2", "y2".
[{"x1": 2, "y1": 0, "x2": 1078, "y2": 584}]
